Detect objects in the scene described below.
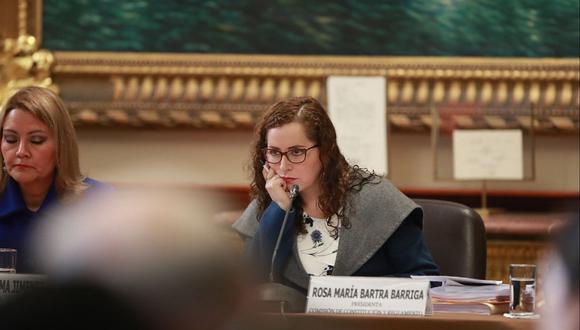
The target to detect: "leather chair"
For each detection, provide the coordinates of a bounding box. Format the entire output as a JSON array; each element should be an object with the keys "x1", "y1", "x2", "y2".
[{"x1": 414, "y1": 199, "x2": 487, "y2": 279}]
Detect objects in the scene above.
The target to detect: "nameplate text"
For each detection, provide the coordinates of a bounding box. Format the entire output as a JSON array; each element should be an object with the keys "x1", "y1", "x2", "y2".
[
  {"x1": 306, "y1": 276, "x2": 431, "y2": 316},
  {"x1": 0, "y1": 273, "x2": 47, "y2": 300}
]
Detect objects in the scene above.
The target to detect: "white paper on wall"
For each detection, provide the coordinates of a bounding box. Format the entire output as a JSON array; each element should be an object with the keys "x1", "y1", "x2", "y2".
[
  {"x1": 453, "y1": 129, "x2": 524, "y2": 180},
  {"x1": 327, "y1": 76, "x2": 387, "y2": 175}
]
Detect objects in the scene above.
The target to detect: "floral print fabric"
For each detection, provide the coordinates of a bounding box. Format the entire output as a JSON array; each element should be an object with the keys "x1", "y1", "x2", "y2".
[{"x1": 297, "y1": 213, "x2": 339, "y2": 276}]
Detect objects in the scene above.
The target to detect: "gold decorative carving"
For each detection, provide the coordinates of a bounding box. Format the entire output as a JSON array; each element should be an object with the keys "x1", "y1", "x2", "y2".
[
  {"x1": 184, "y1": 78, "x2": 199, "y2": 101},
  {"x1": 387, "y1": 80, "x2": 399, "y2": 104},
  {"x1": 480, "y1": 81, "x2": 493, "y2": 104},
  {"x1": 215, "y1": 78, "x2": 229, "y2": 102},
  {"x1": 77, "y1": 109, "x2": 98, "y2": 123},
  {"x1": 452, "y1": 115, "x2": 474, "y2": 128},
  {"x1": 154, "y1": 77, "x2": 169, "y2": 101},
  {"x1": 307, "y1": 80, "x2": 321, "y2": 100},
  {"x1": 231, "y1": 78, "x2": 245, "y2": 102},
  {"x1": 0, "y1": 35, "x2": 56, "y2": 103},
  {"x1": 138, "y1": 110, "x2": 160, "y2": 124},
  {"x1": 200, "y1": 111, "x2": 222, "y2": 125},
  {"x1": 496, "y1": 82, "x2": 508, "y2": 105},
  {"x1": 231, "y1": 112, "x2": 253, "y2": 126},
  {"x1": 170, "y1": 77, "x2": 186, "y2": 101},
  {"x1": 529, "y1": 82, "x2": 541, "y2": 104},
  {"x1": 560, "y1": 82, "x2": 573, "y2": 106},
  {"x1": 1, "y1": 50, "x2": 567, "y2": 131},
  {"x1": 512, "y1": 82, "x2": 525, "y2": 105},
  {"x1": 432, "y1": 81, "x2": 445, "y2": 103},
  {"x1": 543, "y1": 82, "x2": 557, "y2": 106},
  {"x1": 550, "y1": 117, "x2": 575, "y2": 130},
  {"x1": 126, "y1": 77, "x2": 139, "y2": 101},
  {"x1": 401, "y1": 80, "x2": 414, "y2": 103},
  {"x1": 200, "y1": 78, "x2": 213, "y2": 101},
  {"x1": 140, "y1": 76, "x2": 154, "y2": 101},
  {"x1": 169, "y1": 110, "x2": 191, "y2": 125},
  {"x1": 485, "y1": 116, "x2": 508, "y2": 129},
  {"x1": 292, "y1": 79, "x2": 305, "y2": 98},
  {"x1": 448, "y1": 81, "x2": 462, "y2": 103},
  {"x1": 419, "y1": 115, "x2": 433, "y2": 127},
  {"x1": 107, "y1": 109, "x2": 130, "y2": 125},
  {"x1": 465, "y1": 81, "x2": 477, "y2": 103},
  {"x1": 390, "y1": 114, "x2": 411, "y2": 126},
  {"x1": 276, "y1": 79, "x2": 290, "y2": 100},
  {"x1": 415, "y1": 80, "x2": 429, "y2": 105}
]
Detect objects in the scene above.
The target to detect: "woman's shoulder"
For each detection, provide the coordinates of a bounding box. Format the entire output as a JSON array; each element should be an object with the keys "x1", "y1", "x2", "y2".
[
  {"x1": 82, "y1": 177, "x2": 103, "y2": 186},
  {"x1": 232, "y1": 199, "x2": 260, "y2": 238},
  {"x1": 357, "y1": 177, "x2": 412, "y2": 202},
  {"x1": 352, "y1": 177, "x2": 419, "y2": 220},
  {"x1": 81, "y1": 177, "x2": 115, "y2": 193}
]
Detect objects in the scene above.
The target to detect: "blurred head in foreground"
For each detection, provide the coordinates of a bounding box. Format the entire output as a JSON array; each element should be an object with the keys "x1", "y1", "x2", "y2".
[
  {"x1": 541, "y1": 218, "x2": 579, "y2": 330},
  {"x1": 28, "y1": 189, "x2": 248, "y2": 330}
]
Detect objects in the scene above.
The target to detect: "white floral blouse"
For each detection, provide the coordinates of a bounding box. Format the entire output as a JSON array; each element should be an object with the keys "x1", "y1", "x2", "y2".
[{"x1": 297, "y1": 213, "x2": 340, "y2": 276}]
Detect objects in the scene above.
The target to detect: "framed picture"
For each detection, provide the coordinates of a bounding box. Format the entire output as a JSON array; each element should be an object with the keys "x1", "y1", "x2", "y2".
[{"x1": 1, "y1": 0, "x2": 578, "y2": 130}]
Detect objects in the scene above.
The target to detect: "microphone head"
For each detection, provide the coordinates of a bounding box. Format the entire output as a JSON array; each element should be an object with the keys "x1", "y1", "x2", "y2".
[{"x1": 290, "y1": 185, "x2": 299, "y2": 198}]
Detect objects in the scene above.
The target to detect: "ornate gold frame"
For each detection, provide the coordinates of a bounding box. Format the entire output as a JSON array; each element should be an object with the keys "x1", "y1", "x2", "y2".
[{"x1": 2, "y1": 0, "x2": 579, "y2": 131}]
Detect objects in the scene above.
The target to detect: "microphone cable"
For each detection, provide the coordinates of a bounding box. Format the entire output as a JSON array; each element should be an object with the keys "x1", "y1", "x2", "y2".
[{"x1": 268, "y1": 184, "x2": 299, "y2": 282}]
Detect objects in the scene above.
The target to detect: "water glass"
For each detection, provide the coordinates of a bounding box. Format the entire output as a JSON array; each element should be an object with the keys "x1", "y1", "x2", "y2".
[
  {"x1": 0, "y1": 248, "x2": 17, "y2": 273},
  {"x1": 505, "y1": 264, "x2": 538, "y2": 319}
]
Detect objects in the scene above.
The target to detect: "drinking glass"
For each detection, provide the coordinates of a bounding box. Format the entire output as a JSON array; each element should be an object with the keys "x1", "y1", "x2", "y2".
[
  {"x1": 0, "y1": 248, "x2": 17, "y2": 273},
  {"x1": 504, "y1": 264, "x2": 539, "y2": 319}
]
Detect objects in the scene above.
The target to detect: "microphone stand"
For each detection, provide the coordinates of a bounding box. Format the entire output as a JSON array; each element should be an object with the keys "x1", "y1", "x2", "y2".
[{"x1": 259, "y1": 185, "x2": 306, "y2": 313}]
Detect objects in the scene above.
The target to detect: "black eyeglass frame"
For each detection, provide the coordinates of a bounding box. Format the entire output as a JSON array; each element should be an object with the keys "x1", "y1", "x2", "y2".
[{"x1": 262, "y1": 145, "x2": 318, "y2": 164}]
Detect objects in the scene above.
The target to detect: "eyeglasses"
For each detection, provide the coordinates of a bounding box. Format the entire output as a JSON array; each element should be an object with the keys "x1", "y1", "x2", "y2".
[{"x1": 263, "y1": 145, "x2": 318, "y2": 164}]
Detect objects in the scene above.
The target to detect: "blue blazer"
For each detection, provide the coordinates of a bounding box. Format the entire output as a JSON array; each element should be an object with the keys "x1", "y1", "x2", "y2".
[{"x1": 0, "y1": 177, "x2": 108, "y2": 273}]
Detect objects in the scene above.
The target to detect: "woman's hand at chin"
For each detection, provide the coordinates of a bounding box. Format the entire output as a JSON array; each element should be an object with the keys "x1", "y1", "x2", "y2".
[{"x1": 263, "y1": 163, "x2": 291, "y2": 210}]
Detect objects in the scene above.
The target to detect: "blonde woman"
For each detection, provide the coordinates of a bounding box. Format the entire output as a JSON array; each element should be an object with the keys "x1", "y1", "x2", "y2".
[{"x1": 0, "y1": 86, "x2": 107, "y2": 273}]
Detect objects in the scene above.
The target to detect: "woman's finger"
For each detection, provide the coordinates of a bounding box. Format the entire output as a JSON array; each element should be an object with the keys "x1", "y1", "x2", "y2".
[
  {"x1": 266, "y1": 167, "x2": 277, "y2": 180},
  {"x1": 265, "y1": 175, "x2": 291, "y2": 210}
]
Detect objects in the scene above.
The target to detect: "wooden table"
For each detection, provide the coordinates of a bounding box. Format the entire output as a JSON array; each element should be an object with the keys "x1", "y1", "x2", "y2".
[{"x1": 242, "y1": 312, "x2": 538, "y2": 330}]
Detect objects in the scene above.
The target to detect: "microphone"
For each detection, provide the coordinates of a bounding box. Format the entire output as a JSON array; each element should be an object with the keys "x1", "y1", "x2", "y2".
[
  {"x1": 259, "y1": 184, "x2": 306, "y2": 313},
  {"x1": 268, "y1": 184, "x2": 299, "y2": 282},
  {"x1": 289, "y1": 184, "x2": 299, "y2": 199}
]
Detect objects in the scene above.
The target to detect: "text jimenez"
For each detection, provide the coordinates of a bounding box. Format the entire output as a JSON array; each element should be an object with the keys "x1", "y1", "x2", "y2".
[{"x1": 311, "y1": 287, "x2": 425, "y2": 300}]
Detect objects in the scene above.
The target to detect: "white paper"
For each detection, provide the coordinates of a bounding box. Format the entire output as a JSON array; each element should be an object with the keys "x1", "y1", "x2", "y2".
[
  {"x1": 430, "y1": 284, "x2": 510, "y2": 301},
  {"x1": 327, "y1": 76, "x2": 387, "y2": 175},
  {"x1": 411, "y1": 275, "x2": 503, "y2": 286},
  {"x1": 306, "y1": 276, "x2": 431, "y2": 316},
  {"x1": 453, "y1": 129, "x2": 523, "y2": 180}
]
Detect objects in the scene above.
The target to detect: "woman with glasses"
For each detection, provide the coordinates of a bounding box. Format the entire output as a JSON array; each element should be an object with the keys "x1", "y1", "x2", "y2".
[
  {"x1": 233, "y1": 96, "x2": 438, "y2": 292},
  {"x1": 0, "y1": 86, "x2": 108, "y2": 273}
]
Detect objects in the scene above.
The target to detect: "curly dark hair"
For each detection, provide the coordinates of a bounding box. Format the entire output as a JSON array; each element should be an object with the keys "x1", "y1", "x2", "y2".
[{"x1": 249, "y1": 96, "x2": 379, "y2": 237}]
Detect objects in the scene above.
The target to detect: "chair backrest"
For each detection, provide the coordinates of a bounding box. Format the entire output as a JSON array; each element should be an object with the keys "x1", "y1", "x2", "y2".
[{"x1": 414, "y1": 199, "x2": 487, "y2": 279}]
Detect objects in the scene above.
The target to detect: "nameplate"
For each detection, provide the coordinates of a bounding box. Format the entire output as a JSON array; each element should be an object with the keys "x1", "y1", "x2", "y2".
[
  {"x1": 0, "y1": 274, "x2": 47, "y2": 300},
  {"x1": 306, "y1": 276, "x2": 432, "y2": 316}
]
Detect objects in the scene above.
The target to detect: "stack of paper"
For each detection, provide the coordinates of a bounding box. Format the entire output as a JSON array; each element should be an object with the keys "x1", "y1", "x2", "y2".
[
  {"x1": 411, "y1": 275, "x2": 502, "y2": 286},
  {"x1": 431, "y1": 300, "x2": 509, "y2": 315},
  {"x1": 411, "y1": 275, "x2": 509, "y2": 315}
]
